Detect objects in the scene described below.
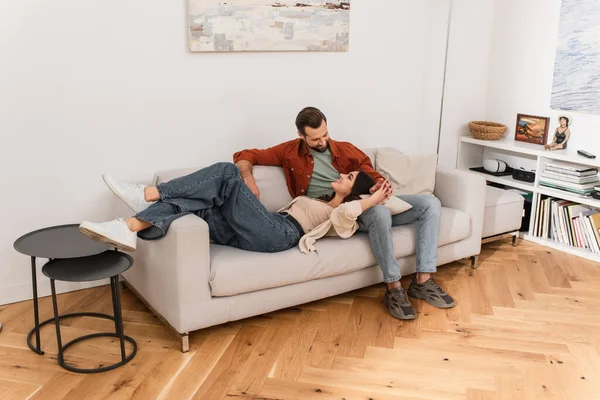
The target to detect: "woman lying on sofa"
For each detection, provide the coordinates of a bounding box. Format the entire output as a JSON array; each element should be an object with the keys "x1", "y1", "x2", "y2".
[{"x1": 79, "y1": 162, "x2": 403, "y2": 253}]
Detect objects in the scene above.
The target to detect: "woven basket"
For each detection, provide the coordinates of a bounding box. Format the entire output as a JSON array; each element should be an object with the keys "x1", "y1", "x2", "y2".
[{"x1": 468, "y1": 121, "x2": 507, "y2": 140}]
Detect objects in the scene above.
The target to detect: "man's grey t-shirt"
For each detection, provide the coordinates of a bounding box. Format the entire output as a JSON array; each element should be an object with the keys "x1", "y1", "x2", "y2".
[{"x1": 305, "y1": 148, "x2": 341, "y2": 198}]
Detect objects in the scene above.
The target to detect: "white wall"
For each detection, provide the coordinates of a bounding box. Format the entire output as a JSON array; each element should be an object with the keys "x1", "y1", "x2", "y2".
[
  {"x1": 0, "y1": 0, "x2": 451, "y2": 304},
  {"x1": 437, "y1": 0, "x2": 496, "y2": 169},
  {"x1": 487, "y1": 0, "x2": 600, "y2": 153}
]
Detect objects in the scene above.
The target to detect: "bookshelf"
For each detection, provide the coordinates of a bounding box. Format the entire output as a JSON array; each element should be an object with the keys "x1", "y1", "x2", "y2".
[{"x1": 458, "y1": 136, "x2": 600, "y2": 263}]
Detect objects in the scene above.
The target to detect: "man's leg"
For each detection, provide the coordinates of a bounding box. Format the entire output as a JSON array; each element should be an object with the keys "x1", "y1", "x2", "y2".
[
  {"x1": 358, "y1": 205, "x2": 415, "y2": 320},
  {"x1": 391, "y1": 194, "x2": 455, "y2": 308}
]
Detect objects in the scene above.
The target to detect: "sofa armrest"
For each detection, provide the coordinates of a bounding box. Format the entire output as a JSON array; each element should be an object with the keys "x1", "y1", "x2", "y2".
[
  {"x1": 122, "y1": 214, "x2": 211, "y2": 333},
  {"x1": 434, "y1": 168, "x2": 486, "y2": 258}
]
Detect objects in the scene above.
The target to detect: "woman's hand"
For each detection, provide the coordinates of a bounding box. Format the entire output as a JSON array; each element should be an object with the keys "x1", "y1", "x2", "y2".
[
  {"x1": 370, "y1": 178, "x2": 385, "y2": 194},
  {"x1": 372, "y1": 181, "x2": 393, "y2": 204},
  {"x1": 358, "y1": 181, "x2": 394, "y2": 212}
]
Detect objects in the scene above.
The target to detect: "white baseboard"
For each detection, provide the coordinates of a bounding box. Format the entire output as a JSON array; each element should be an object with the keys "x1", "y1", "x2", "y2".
[{"x1": 0, "y1": 278, "x2": 110, "y2": 306}]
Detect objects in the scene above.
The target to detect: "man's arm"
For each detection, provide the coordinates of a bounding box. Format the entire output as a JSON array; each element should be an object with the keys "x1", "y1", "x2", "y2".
[
  {"x1": 233, "y1": 140, "x2": 293, "y2": 199},
  {"x1": 359, "y1": 157, "x2": 385, "y2": 182},
  {"x1": 233, "y1": 141, "x2": 294, "y2": 167},
  {"x1": 355, "y1": 149, "x2": 389, "y2": 194}
]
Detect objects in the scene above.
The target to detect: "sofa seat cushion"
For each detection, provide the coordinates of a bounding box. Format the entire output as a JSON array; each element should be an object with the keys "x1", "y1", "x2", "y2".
[{"x1": 209, "y1": 206, "x2": 471, "y2": 297}]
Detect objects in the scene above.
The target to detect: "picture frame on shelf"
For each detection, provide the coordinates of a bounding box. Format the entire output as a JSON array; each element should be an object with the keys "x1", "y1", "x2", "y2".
[
  {"x1": 515, "y1": 113, "x2": 550, "y2": 145},
  {"x1": 545, "y1": 114, "x2": 572, "y2": 151}
]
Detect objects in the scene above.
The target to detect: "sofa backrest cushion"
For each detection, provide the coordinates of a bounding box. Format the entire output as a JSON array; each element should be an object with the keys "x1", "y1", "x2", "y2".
[
  {"x1": 376, "y1": 149, "x2": 436, "y2": 195},
  {"x1": 253, "y1": 166, "x2": 293, "y2": 212}
]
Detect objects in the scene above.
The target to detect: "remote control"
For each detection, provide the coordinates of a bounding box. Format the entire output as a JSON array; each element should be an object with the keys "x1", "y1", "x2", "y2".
[{"x1": 577, "y1": 150, "x2": 596, "y2": 159}]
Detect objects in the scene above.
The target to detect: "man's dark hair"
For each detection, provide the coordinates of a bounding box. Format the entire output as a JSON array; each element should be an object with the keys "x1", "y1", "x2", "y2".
[{"x1": 296, "y1": 107, "x2": 327, "y2": 136}]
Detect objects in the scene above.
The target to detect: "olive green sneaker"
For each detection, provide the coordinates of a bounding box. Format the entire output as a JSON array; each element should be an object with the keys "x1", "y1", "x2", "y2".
[
  {"x1": 407, "y1": 277, "x2": 455, "y2": 309},
  {"x1": 383, "y1": 287, "x2": 416, "y2": 320}
]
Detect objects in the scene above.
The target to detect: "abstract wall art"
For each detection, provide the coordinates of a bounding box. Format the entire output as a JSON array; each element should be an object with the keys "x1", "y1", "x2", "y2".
[{"x1": 188, "y1": 0, "x2": 350, "y2": 52}]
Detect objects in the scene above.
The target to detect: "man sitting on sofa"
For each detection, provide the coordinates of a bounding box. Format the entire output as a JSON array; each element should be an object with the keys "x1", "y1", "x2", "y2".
[{"x1": 233, "y1": 107, "x2": 455, "y2": 320}]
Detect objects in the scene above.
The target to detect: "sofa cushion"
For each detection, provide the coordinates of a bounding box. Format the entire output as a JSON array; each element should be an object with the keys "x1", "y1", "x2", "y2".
[
  {"x1": 252, "y1": 166, "x2": 293, "y2": 212},
  {"x1": 376, "y1": 149, "x2": 438, "y2": 195},
  {"x1": 209, "y1": 206, "x2": 471, "y2": 297}
]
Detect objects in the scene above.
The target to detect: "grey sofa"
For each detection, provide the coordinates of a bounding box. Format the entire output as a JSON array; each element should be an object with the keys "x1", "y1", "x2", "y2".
[{"x1": 115, "y1": 148, "x2": 486, "y2": 352}]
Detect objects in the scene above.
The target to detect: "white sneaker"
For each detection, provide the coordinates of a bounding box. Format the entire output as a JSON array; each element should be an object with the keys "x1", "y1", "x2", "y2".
[
  {"x1": 79, "y1": 219, "x2": 137, "y2": 252},
  {"x1": 102, "y1": 174, "x2": 155, "y2": 214}
]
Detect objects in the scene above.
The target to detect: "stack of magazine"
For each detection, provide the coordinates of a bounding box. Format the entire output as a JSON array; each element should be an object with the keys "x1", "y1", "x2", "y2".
[
  {"x1": 534, "y1": 197, "x2": 600, "y2": 253},
  {"x1": 539, "y1": 161, "x2": 599, "y2": 196}
]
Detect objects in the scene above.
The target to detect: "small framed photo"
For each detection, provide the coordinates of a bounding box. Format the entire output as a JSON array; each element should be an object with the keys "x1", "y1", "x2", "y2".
[{"x1": 515, "y1": 114, "x2": 550, "y2": 145}]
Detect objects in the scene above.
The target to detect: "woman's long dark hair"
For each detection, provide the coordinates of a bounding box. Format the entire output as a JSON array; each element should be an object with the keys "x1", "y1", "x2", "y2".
[{"x1": 318, "y1": 171, "x2": 376, "y2": 204}]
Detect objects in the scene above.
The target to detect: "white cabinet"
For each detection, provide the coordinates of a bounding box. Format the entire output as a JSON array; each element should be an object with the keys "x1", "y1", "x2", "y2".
[{"x1": 458, "y1": 136, "x2": 600, "y2": 262}]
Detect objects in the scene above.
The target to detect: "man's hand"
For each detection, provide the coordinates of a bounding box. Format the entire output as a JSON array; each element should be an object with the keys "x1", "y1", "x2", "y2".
[
  {"x1": 243, "y1": 175, "x2": 260, "y2": 199},
  {"x1": 236, "y1": 160, "x2": 260, "y2": 199}
]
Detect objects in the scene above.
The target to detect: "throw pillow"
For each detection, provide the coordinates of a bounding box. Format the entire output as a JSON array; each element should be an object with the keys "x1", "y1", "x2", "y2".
[
  {"x1": 360, "y1": 194, "x2": 413, "y2": 215},
  {"x1": 376, "y1": 149, "x2": 438, "y2": 195}
]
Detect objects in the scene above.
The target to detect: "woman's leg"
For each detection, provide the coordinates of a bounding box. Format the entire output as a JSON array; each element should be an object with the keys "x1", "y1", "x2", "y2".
[
  {"x1": 136, "y1": 162, "x2": 299, "y2": 251},
  {"x1": 125, "y1": 218, "x2": 152, "y2": 232},
  {"x1": 133, "y1": 162, "x2": 246, "y2": 240}
]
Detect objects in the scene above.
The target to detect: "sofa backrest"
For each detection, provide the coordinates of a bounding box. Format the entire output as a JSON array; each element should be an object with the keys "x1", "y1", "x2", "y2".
[{"x1": 153, "y1": 147, "x2": 398, "y2": 213}]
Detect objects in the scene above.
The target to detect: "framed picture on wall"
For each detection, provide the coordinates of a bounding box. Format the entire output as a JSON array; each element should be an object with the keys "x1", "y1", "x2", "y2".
[{"x1": 514, "y1": 114, "x2": 550, "y2": 145}]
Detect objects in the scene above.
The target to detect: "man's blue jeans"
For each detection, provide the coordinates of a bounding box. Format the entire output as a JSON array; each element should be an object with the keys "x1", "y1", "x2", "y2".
[
  {"x1": 135, "y1": 162, "x2": 301, "y2": 253},
  {"x1": 357, "y1": 195, "x2": 441, "y2": 283}
]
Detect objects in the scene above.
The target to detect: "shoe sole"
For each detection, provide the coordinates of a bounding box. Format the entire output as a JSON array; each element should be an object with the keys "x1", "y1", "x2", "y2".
[
  {"x1": 407, "y1": 288, "x2": 455, "y2": 309},
  {"x1": 79, "y1": 225, "x2": 136, "y2": 252},
  {"x1": 382, "y1": 295, "x2": 416, "y2": 320},
  {"x1": 102, "y1": 174, "x2": 140, "y2": 214}
]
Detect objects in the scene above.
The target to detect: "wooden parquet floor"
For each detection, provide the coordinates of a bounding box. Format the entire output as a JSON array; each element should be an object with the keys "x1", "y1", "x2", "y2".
[{"x1": 1, "y1": 239, "x2": 600, "y2": 400}]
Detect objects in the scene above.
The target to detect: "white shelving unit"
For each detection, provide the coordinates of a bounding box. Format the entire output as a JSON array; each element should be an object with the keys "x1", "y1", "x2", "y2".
[{"x1": 458, "y1": 135, "x2": 600, "y2": 263}]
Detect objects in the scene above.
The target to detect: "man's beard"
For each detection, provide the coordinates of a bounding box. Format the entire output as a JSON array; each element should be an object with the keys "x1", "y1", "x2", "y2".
[{"x1": 307, "y1": 141, "x2": 329, "y2": 153}]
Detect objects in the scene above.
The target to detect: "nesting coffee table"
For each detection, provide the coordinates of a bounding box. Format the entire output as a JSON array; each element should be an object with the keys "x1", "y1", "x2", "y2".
[{"x1": 13, "y1": 224, "x2": 137, "y2": 373}]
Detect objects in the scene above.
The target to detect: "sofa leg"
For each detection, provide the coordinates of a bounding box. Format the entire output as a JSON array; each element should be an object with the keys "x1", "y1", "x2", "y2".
[
  {"x1": 180, "y1": 333, "x2": 190, "y2": 353},
  {"x1": 470, "y1": 256, "x2": 479, "y2": 269},
  {"x1": 512, "y1": 234, "x2": 518, "y2": 247}
]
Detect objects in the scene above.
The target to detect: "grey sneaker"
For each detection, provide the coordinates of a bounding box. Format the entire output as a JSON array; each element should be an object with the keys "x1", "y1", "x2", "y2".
[
  {"x1": 407, "y1": 277, "x2": 455, "y2": 308},
  {"x1": 383, "y1": 287, "x2": 416, "y2": 320}
]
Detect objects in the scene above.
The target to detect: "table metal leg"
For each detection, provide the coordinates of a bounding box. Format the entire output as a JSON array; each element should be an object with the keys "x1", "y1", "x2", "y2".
[
  {"x1": 50, "y1": 279, "x2": 63, "y2": 363},
  {"x1": 30, "y1": 256, "x2": 43, "y2": 355},
  {"x1": 111, "y1": 275, "x2": 127, "y2": 361}
]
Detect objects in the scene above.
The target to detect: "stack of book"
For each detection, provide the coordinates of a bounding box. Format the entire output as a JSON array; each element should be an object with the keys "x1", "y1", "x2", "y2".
[
  {"x1": 534, "y1": 197, "x2": 600, "y2": 253},
  {"x1": 539, "y1": 162, "x2": 599, "y2": 196}
]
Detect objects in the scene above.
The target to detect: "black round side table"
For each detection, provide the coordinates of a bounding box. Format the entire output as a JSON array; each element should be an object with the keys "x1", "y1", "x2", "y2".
[
  {"x1": 13, "y1": 224, "x2": 110, "y2": 355},
  {"x1": 42, "y1": 250, "x2": 137, "y2": 373}
]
